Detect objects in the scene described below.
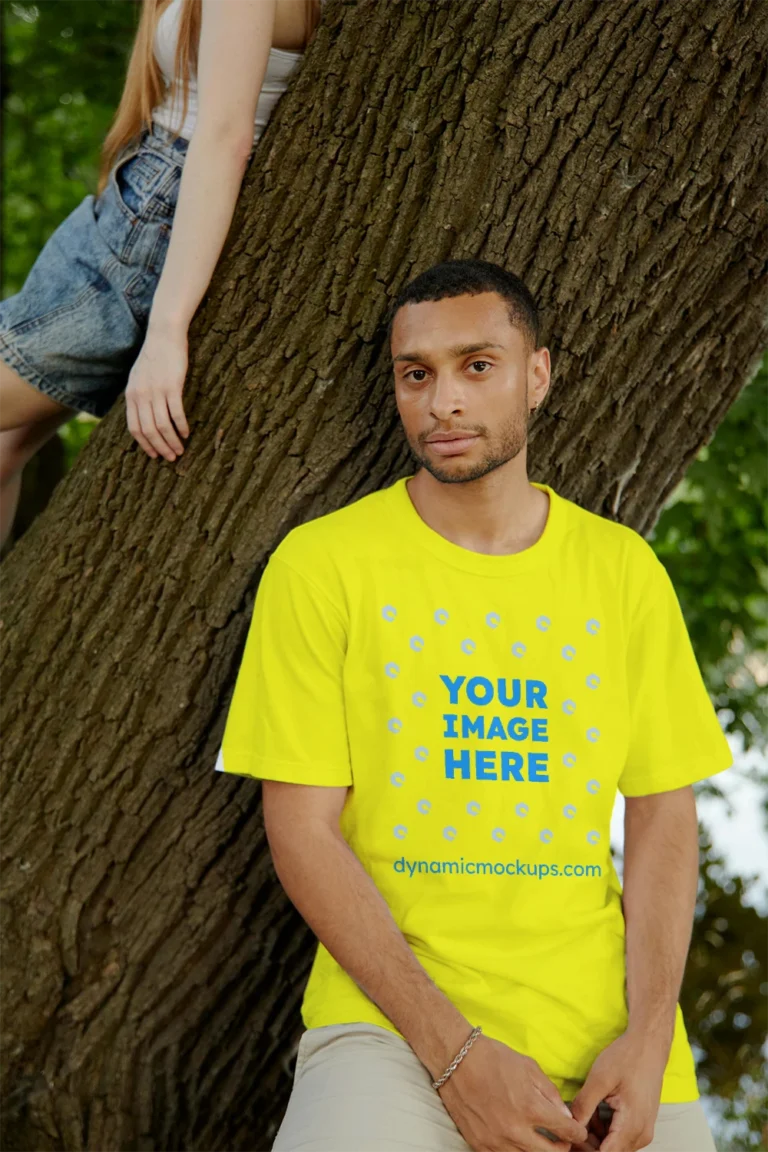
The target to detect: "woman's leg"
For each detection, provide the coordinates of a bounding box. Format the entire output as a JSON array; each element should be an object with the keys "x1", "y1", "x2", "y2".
[
  {"x1": 0, "y1": 361, "x2": 80, "y2": 548},
  {"x1": 0, "y1": 359, "x2": 79, "y2": 431}
]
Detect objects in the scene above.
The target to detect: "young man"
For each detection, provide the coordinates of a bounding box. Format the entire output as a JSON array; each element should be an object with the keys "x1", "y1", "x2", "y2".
[{"x1": 216, "y1": 259, "x2": 731, "y2": 1152}]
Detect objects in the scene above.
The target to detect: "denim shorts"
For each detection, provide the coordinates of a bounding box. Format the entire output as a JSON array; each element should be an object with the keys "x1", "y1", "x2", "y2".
[{"x1": 0, "y1": 122, "x2": 189, "y2": 419}]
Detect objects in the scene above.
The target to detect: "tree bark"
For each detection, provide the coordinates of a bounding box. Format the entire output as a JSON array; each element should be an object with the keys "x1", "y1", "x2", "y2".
[{"x1": 1, "y1": 0, "x2": 766, "y2": 1148}]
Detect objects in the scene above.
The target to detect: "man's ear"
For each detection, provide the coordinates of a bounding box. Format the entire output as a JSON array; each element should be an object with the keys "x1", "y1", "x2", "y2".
[{"x1": 529, "y1": 345, "x2": 551, "y2": 405}]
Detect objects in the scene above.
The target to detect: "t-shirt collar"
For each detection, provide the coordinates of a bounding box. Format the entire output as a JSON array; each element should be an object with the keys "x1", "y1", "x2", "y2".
[{"x1": 391, "y1": 473, "x2": 565, "y2": 577}]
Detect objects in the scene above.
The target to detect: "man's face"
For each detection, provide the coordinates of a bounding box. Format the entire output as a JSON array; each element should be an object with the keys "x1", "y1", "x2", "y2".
[{"x1": 391, "y1": 291, "x2": 549, "y2": 484}]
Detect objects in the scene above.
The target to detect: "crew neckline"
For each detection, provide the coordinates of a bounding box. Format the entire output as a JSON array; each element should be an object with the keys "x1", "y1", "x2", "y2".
[
  {"x1": 270, "y1": 45, "x2": 304, "y2": 57},
  {"x1": 391, "y1": 473, "x2": 565, "y2": 577}
]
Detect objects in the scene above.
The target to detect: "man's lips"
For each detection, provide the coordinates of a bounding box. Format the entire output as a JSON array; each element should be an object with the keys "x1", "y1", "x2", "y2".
[{"x1": 424, "y1": 432, "x2": 480, "y2": 455}]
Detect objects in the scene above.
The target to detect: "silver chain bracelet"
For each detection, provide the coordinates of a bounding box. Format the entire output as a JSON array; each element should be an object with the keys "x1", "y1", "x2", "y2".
[{"x1": 431, "y1": 1025, "x2": 483, "y2": 1090}]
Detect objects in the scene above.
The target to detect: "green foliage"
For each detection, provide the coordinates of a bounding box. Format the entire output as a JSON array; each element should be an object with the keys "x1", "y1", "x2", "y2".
[
  {"x1": 57, "y1": 413, "x2": 100, "y2": 472},
  {"x1": 2, "y1": 0, "x2": 135, "y2": 472},
  {"x1": 650, "y1": 353, "x2": 768, "y2": 759},
  {"x1": 652, "y1": 360, "x2": 768, "y2": 1152},
  {"x1": 683, "y1": 826, "x2": 767, "y2": 1101},
  {"x1": 2, "y1": 0, "x2": 139, "y2": 298}
]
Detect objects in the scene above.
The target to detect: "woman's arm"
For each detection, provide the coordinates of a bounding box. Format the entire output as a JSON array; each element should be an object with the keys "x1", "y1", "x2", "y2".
[{"x1": 126, "y1": 0, "x2": 278, "y2": 462}]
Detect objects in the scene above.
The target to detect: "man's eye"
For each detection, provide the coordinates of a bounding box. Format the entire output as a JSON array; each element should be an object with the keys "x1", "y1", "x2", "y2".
[
  {"x1": 470, "y1": 360, "x2": 491, "y2": 372},
  {"x1": 405, "y1": 369, "x2": 428, "y2": 382}
]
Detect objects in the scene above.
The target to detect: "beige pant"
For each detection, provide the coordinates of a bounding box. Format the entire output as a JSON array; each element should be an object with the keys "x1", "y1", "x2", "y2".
[{"x1": 272, "y1": 1023, "x2": 717, "y2": 1152}]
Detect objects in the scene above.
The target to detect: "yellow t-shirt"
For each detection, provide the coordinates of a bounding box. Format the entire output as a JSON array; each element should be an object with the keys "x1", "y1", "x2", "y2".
[{"x1": 216, "y1": 475, "x2": 733, "y2": 1103}]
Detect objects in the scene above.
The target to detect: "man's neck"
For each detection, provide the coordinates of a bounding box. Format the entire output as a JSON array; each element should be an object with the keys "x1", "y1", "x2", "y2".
[{"x1": 405, "y1": 467, "x2": 550, "y2": 558}]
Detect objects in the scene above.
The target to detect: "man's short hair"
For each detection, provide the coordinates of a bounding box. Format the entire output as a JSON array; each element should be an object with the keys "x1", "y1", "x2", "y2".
[{"x1": 385, "y1": 258, "x2": 540, "y2": 355}]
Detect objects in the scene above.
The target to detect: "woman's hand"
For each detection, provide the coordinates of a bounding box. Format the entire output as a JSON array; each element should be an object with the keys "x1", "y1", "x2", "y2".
[{"x1": 125, "y1": 320, "x2": 190, "y2": 461}]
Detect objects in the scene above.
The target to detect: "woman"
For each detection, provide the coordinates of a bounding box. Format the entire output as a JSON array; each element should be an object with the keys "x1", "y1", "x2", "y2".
[{"x1": 0, "y1": 0, "x2": 323, "y2": 548}]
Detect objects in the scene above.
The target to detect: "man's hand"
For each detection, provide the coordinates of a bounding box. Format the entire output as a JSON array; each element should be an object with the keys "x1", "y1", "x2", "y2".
[
  {"x1": 438, "y1": 1033, "x2": 589, "y2": 1152},
  {"x1": 568, "y1": 1031, "x2": 666, "y2": 1151}
]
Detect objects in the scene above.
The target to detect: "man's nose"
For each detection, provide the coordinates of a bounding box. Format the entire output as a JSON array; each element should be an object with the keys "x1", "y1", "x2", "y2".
[{"x1": 428, "y1": 374, "x2": 465, "y2": 417}]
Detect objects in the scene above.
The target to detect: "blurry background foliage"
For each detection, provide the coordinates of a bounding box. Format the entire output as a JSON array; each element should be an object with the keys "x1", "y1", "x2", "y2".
[{"x1": 2, "y1": 3, "x2": 767, "y2": 1148}]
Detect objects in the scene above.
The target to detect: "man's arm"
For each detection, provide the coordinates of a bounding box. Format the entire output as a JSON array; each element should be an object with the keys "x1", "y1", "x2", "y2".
[
  {"x1": 569, "y1": 785, "x2": 701, "y2": 1150},
  {"x1": 622, "y1": 784, "x2": 700, "y2": 1058},
  {"x1": 261, "y1": 778, "x2": 473, "y2": 1082},
  {"x1": 262, "y1": 779, "x2": 589, "y2": 1152}
]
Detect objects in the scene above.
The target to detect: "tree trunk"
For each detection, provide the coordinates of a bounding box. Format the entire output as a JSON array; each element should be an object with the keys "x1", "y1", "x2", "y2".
[
  {"x1": 1, "y1": 0, "x2": 766, "y2": 1148},
  {"x1": 0, "y1": 9, "x2": 6, "y2": 290}
]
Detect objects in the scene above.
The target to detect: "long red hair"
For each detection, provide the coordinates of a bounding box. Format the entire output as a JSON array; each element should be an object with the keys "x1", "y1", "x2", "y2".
[{"x1": 97, "y1": 0, "x2": 321, "y2": 195}]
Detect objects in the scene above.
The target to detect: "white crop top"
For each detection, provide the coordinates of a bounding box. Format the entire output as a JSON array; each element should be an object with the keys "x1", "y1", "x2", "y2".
[{"x1": 152, "y1": 0, "x2": 324, "y2": 144}]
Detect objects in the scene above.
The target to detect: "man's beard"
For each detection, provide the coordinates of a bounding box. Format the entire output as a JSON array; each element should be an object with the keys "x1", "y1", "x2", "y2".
[{"x1": 410, "y1": 407, "x2": 529, "y2": 485}]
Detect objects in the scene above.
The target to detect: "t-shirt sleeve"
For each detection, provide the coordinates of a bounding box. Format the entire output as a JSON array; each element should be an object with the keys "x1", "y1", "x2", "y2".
[
  {"x1": 215, "y1": 552, "x2": 352, "y2": 786},
  {"x1": 618, "y1": 554, "x2": 733, "y2": 798}
]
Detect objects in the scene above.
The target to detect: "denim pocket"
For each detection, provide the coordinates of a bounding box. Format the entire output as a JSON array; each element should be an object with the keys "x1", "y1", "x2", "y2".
[
  {"x1": 122, "y1": 222, "x2": 171, "y2": 320},
  {"x1": 110, "y1": 144, "x2": 180, "y2": 225},
  {"x1": 94, "y1": 140, "x2": 177, "y2": 282}
]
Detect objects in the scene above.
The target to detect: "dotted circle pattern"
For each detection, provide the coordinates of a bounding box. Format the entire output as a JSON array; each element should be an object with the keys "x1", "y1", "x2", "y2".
[{"x1": 383, "y1": 609, "x2": 607, "y2": 851}]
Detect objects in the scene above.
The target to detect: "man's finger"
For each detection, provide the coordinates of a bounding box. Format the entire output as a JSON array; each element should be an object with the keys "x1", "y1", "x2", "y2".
[
  {"x1": 526, "y1": 1124, "x2": 583, "y2": 1152},
  {"x1": 600, "y1": 1103, "x2": 651, "y2": 1152},
  {"x1": 569, "y1": 1073, "x2": 614, "y2": 1127},
  {"x1": 564, "y1": 1131, "x2": 601, "y2": 1152},
  {"x1": 531, "y1": 1096, "x2": 589, "y2": 1146},
  {"x1": 528, "y1": 1075, "x2": 590, "y2": 1144}
]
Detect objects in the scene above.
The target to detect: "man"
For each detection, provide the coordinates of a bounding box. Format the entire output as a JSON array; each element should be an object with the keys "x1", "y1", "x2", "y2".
[{"x1": 216, "y1": 258, "x2": 731, "y2": 1151}]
